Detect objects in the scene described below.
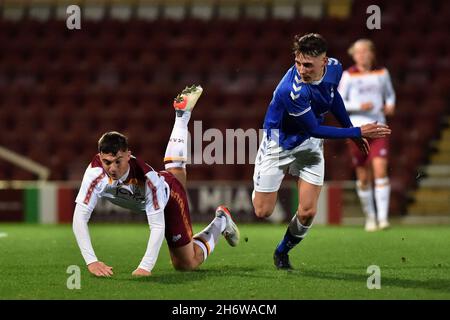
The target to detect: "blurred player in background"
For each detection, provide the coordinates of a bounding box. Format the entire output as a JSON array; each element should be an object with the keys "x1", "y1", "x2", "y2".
[
  {"x1": 338, "y1": 39, "x2": 396, "y2": 232},
  {"x1": 252, "y1": 33, "x2": 391, "y2": 270},
  {"x1": 72, "y1": 85, "x2": 240, "y2": 277}
]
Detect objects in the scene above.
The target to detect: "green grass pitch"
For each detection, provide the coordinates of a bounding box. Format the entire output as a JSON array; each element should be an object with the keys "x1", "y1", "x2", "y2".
[{"x1": 0, "y1": 223, "x2": 449, "y2": 299}]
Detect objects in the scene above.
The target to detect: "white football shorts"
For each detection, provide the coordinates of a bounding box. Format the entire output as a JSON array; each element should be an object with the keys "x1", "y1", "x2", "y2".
[{"x1": 253, "y1": 132, "x2": 324, "y2": 192}]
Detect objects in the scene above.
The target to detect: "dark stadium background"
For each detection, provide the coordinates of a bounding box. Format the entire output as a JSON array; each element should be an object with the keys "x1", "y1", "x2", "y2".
[{"x1": 0, "y1": 0, "x2": 449, "y2": 224}]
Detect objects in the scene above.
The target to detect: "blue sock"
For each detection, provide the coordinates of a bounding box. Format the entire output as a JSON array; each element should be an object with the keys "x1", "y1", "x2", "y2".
[{"x1": 275, "y1": 228, "x2": 303, "y2": 254}]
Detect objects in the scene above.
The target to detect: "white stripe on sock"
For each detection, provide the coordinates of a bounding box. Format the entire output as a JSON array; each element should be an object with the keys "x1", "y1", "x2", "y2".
[{"x1": 193, "y1": 239, "x2": 208, "y2": 260}]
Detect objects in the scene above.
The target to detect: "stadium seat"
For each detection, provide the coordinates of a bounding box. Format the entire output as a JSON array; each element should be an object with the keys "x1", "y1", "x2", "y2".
[
  {"x1": 0, "y1": 2, "x2": 446, "y2": 193},
  {"x1": 11, "y1": 168, "x2": 37, "y2": 181}
]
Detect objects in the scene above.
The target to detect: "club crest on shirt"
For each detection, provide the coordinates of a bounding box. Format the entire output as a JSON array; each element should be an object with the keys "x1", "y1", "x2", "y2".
[{"x1": 107, "y1": 184, "x2": 146, "y2": 202}]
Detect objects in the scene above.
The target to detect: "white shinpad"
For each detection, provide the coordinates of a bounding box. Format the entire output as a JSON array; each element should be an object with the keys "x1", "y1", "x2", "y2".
[
  {"x1": 375, "y1": 178, "x2": 390, "y2": 222},
  {"x1": 138, "y1": 210, "x2": 166, "y2": 272},
  {"x1": 356, "y1": 183, "x2": 376, "y2": 219},
  {"x1": 164, "y1": 112, "x2": 191, "y2": 169},
  {"x1": 72, "y1": 203, "x2": 98, "y2": 265}
]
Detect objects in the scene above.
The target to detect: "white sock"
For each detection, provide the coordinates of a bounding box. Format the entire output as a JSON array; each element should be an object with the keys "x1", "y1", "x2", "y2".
[
  {"x1": 375, "y1": 177, "x2": 390, "y2": 223},
  {"x1": 164, "y1": 111, "x2": 191, "y2": 169},
  {"x1": 193, "y1": 216, "x2": 226, "y2": 260},
  {"x1": 356, "y1": 181, "x2": 376, "y2": 220}
]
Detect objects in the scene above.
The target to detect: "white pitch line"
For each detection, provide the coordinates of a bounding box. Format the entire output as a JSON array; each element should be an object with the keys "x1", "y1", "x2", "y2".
[{"x1": 0, "y1": 232, "x2": 8, "y2": 238}]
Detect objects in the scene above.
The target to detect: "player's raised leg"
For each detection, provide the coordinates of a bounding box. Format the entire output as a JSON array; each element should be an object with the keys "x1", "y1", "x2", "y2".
[
  {"x1": 163, "y1": 85, "x2": 239, "y2": 271},
  {"x1": 164, "y1": 84, "x2": 203, "y2": 189}
]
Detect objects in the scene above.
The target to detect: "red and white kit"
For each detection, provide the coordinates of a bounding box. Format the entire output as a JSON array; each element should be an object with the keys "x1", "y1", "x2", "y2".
[
  {"x1": 73, "y1": 154, "x2": 193, "y2": 272},
  {"x1": 338, "y1": 66, "x2": 396, "y2": 165}
]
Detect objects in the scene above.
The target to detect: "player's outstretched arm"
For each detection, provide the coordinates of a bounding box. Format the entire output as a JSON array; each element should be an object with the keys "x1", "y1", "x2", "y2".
[
  {"x1": 132, "y1": 210, "x2": 165, "y2": 276},
  {"x1": 360, "y1": 122, "x2": 391, "y2": 139},
  {"x1": 73, "y1": 204, "x2": 114, "y2": 277},
  {"x1": 88, "y1": 261, "x2": 114, "y2": 277}
]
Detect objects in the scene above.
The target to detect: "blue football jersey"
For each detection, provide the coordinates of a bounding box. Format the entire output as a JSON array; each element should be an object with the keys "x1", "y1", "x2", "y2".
[{"x1": 263, "y1": 57, "x2": 360, "y2": 150}]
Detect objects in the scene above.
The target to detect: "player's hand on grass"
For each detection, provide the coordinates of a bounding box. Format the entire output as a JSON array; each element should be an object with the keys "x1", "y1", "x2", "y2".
[
  {"x1": 360, "y1": 122, "x2": 391, "y2": 139},
  {"x1": 360, "y1": 102, "x2": 374, "y2": 111},
  {"x1": 351, "y1": 137, "x2": 370, "y2": 156},
  {"x1": 87, "y1": 261, "x2": 114, "y2": 277},
  {"x1": 132, "y1": 268, "x2": 152, "y2": 277}
]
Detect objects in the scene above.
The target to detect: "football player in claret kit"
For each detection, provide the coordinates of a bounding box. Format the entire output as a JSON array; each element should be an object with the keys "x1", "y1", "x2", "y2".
[
  {"x1": 72, "y1": 85, "x2": 240, "y2": 277},
  {"x1": 251, "y1": 33, "x2": 391, "y2": 270},
  {"x1": 338, "y1": 39, "x2": 396, "y2": 232}
]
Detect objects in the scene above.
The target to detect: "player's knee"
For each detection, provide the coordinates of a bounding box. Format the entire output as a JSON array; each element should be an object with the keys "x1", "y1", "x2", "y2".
[
  {"x1": 253, "y1": 203, "x2": 273, "y2": 218},
  {"x1": 173, "y1": 263, "x2": 191, "y2": 271},
  {"x1": 356, "y1": 179, "x2": 370, "y2": 190},
  {"x1": 254, "y1": 208, "x2": 273, "y2": 218},
  {"x1": 298, "y1": 205, "x2": 316, "y2": 221},
  {"x1": 373, "y1": 171, "x2": 388, "y2": 180},
  {"x1": 252, "y1": 194, "x2": 276, "y2": 218},
  {"x1": 173, "y1": 259, "x2": 198, "y2": 271}
]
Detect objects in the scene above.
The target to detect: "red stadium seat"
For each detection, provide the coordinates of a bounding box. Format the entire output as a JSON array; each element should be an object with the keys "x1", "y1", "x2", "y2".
[
  {"x1": 11, "y1": 168, "x2": 37, "y2": 181},
  {"x1": 0, "y1": 7, "x2": 446, "y2": 191}
]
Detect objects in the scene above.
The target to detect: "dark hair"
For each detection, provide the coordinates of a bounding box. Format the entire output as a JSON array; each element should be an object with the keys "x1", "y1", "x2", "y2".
[
  {"x1": 293, "y1": 33, "x2": 328, "y2": 57},
  {"x1": 98, "y1": 131, "x2": 128, "y2": 155}
]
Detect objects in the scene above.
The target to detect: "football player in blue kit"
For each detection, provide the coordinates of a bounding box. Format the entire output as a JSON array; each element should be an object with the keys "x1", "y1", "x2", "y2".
[{"x1": 252, "y1": 33, "x2": 391, "y2": 269}]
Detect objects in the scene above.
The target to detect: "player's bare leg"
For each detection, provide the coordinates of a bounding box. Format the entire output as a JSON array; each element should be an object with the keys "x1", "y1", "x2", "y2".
[
  {"x1": 169, "y1": 242, "x2": 205, "y2": 271},
  {"x1": 274, "y1": 179, "x2": 321, "y2": 270},
  {"x1": 171, "y1": 205, "x2": 239, "y2": 271},
  {"x1": 372, "y1": 157, "x2": 390, "y2": 230},
  {"x1": 355, "y1": 165, "x2": 372, "y2": 189},
  {"x1": 252, "y1": 191, "x2": 278, "y2": 218},
  {"x1": 296, "y1": 179, "x2": 322, "y2": 226},
  {"x1": 164, "y1": 85, "x2": 203, "y2": 190},
  {"x1": 355, "y1": 165, "x2": 377, "y2": 231},
  {"x1": 163, "y1": 85, "x2": 239, "y2": 271}
]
